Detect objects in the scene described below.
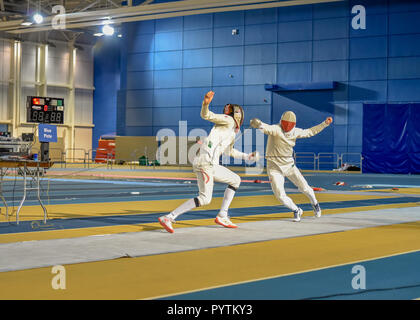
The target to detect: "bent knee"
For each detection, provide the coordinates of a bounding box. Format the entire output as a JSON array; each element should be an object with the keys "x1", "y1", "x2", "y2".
[
  {"x1": 230, "y1": 175, "x2": 241, "y2": 189},
  {"x1": 197, "y1": 194, "x2": 212, "y2": 206}
]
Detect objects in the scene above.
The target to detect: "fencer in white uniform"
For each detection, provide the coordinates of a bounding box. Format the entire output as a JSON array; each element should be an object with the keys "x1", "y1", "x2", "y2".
[
  {"x1": 158, "y1": 91, "x2": 259, "y2": 233},
  {"x1": 250, "y1": 112, "x2": 333, "y2": 221}
]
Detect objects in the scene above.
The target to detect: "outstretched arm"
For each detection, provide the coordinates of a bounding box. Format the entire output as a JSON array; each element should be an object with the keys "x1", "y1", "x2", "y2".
[
  {"x1": 201, "y1": 91, "x2": 232, "y2": 125},
  {"x1": 250, "y1": 118, "x2": 282, "y2": 136},
  {"x1": 225, "y1": 142, "x2": 259, "y2": 163},
  {"x1": 295, "y1": 117, "x2": 333, "y2": 138}
]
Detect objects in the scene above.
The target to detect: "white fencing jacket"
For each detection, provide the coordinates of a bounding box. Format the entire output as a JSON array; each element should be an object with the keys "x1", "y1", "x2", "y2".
[
  {"x1": 259, "y1": 121, "x2": 328, "y2": 174},
  {"x1": 193, "y1": 102, "x2": 248, "y2": 168}
]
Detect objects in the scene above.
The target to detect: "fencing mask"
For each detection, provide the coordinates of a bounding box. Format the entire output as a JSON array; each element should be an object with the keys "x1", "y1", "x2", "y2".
[
  {"x1": 280, "y1": 111, "x2": 296, "y2": 132},
  {"x1": 224, "y1": 104, "x2": 244, "y2": 130}
]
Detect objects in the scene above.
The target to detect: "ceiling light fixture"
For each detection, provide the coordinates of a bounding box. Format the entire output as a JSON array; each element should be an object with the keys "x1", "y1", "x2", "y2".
[
  {"x1": 102, "y1": 24, "x2": 114, "y2": 36},
  {"x1": 33, "y1": 13, "x2": 44, "y2": 24}
]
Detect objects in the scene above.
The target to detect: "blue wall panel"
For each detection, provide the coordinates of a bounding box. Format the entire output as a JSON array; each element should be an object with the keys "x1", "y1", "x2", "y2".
[
  {"x1": 153, "y1": 88, "x2": 182, "y2": 107},
  {"x1": 244, "y1": 44, "x2": 277, "y2": 65},
  {"x1": 183, "y1": 48, "x2": 212, "y2": 68},
  {"x1": 181, "y1": 107, "x2": 209, "y2": 126},
  {"x1": 277, "y1": 41, "x2": 312, "y2": 63},
  {"x1": 277, "y1": 62, "x2": 311, "y2": 83},
  {"x1": 244, "y1": 64, "x2": 276, "y2": 85},
  {"x1": 127, "y1": 53, "x2": 154, "y2": 71},
  {"x1": 348, "y1": 81, "x2": 387, "y2": 102},
  {"x1": 388, "y1": 0, "x2": 420, "y2": 12},
  {"x1": 313, "y1": 39, "x2": 349, "y2": 61},
  {"x1": 277, "y1": 20, "x2": 312, "y2": 42},
  {"x1": 244, "y1": 85, "x2": 272, "y2": 106},
  {"x1": 277, "y1": 5, "x2": 312, "y2": 22},
  {"x1": 154, "y1": 51, "x2": 182, "y2": 70},
  {"x1": 183, "y1": 29, "x2": 212, "y2": 49},
  {"x1": 334, "y1": 125, "x2": 348, "y2": 147},
  {"x1": 105, "y1": 2, "x2": 420, "y2": 164},
  {"x1": 334, "y1": 103, "x2": 348, "y2": 125},
  {"x1": 347, "y1": 102, "x2": 363, "y2": 125},
  {"x1": 182, "y1": 68, "x2": 212, "y2": 87},
  {"x1": 152, "y1": 108, "x2": 182, "y2": 126},
  {"x1": 126, "y1": 71, "x2": 154, "y2": 89},
  {"x1": 155, "y1": 32, "x2": 183, "y2": 51},
  {"x1": 245, "y1": 8, "x2": 277, "y2": 25},
  {"x1": 350, "y1": 36, "x2": 387, "y2": 59},
  {"x1": 129, "y1": 20, "x2": 155, "y2": 35},
  {"x1": 388, "y1": 57, "x2": 420, "y2": 80},
  {"x1": 213, "y1": 27, "x2": 244, "y2": 47},
  {"x1": 125, "y1": 126, "x2": 153, "y2": 136},
  {"x1": 245, "y1": 23, "x2": 277, "y2": 45},
  {"x1": 126, "y1": 89, "x2": 154, "y2": 108},
  {"x1": 389, "y1": 34, "x2": 420, "y2": 57},
  {"x1": 242, "y1": 106, "x2": 271, "y2": 124},
  {"x1": 154, "y1": 69, "x2": 182, "y2": 88},
  {"x1": 212, "y1": 66, "x2": 243, "y2": 86},
  {"x1": 213, "y1": 46, "x2": 244, "y2": 67},
  {"x1": 313, "y1": 2, "x2": 349, "y2": 19},
  {"x1": 183, "y1": 14, "x2": 213, "y2": 30},
  {"x1": 313, "y1": 17, "x2": 349, "y2": 40},
  {"x1": 126, "y1": 108, "x2": 153, "y2": 126},
  {"x1": 388, "y1": 79, "x2": 420, "y2": 102},
  {"x1": 213, "y1": 11, "x2": 244, "y2": 27},
  {"x1": 211, "y1": 86, "x2": 244, "y2": 106},
  {"x1": 389, "y1": 12, "x2": 420, "y2": 34},
  {"x1": 181, "y1": 87, "x2": 212, "y2": 107},
  {"x1": 128, "y1": 34, "x2": 154, "y2": 53},
  {"x1": 349, "y1": 58, "x2": 387, "y2": 81},
  {"x1": 313, "y1": 60, "x2": 348, "y2": 82},
  {"x1": 155, "y1": 17, "x2": 183, "y2": 33},
  {"x1": 347, "y1": 124, "x2": 363, "y2": 148}
]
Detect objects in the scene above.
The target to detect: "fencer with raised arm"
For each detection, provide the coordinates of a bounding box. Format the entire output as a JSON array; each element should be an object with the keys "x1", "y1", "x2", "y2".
[
  {"x1": 158, "y1": 91, "x2": 259, "y2": 233},
  {"x1": 250, "y1": 112, "x2": 333, "y2": 221}
]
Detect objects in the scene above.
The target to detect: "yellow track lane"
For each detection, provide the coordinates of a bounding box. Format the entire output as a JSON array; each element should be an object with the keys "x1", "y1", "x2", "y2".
[
  {"x1": 0, "y1": 202, "x2": 417, "y2": 245},
  {"x1": 362, "y1": 188, "x2": 420, "y2": 194},
  {"x1": 0, "y1": 193, "x2": 395, "y2": 223},
  {"x1": 0, "y1": 195, "x2": 409, "y2": 244},
  {"x1": 0, "y1": 221, "x2": 419, "y2": 300}
]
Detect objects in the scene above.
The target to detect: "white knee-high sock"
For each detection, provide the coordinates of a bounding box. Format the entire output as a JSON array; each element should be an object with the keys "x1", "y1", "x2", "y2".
[
  {"x1": 218, "y1": 186, "x2": 236, "y2": 218},
  {"x1": 167, "y1": 198, "x2": 198, "y2": 221}
]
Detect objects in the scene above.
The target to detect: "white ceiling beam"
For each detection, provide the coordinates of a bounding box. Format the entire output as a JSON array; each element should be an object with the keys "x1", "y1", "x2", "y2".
[
  {"x1": 2, "y1": 0, "x2": 344, "y2": 34},
  {"x1": 0, "y1": 0, "x2": 296, "y2": 30}
]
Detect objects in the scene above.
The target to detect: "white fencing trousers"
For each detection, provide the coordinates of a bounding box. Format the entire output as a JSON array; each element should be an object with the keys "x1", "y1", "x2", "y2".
[
  {"x1": 167, "y1": 164, "x2": 240, "y2": 221},
  {"x1": 267, "y1": 161, "x2": 318, "y2": 211},
  {"x1": 195, "y1": 164, "x2": 241, "y2": 207}
]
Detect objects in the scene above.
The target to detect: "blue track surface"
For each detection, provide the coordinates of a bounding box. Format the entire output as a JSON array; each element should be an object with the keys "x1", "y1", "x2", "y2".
[
  {"x1": 0, "y1": 196, "x2": 416, "y2": 234},
  {"x1": 163, "y1": 250, "x2": 420, "y2": 300}
]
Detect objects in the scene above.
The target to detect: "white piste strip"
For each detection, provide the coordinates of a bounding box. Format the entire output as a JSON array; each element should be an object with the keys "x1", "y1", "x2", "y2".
[{"x1": 0, "y1": 206, "x2": 419, "y2": 273}]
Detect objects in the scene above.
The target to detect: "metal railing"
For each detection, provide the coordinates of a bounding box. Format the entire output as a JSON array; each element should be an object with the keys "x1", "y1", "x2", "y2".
[
  {"x1": 30, "y1": 146, "x2": 362, "y2": 173},
  {"x1": 292, "y1": 152, "x2": 362, "y2": 172},
  {"x1": 317, "y1": 153, "x2": 340, "y2": 171},
  {"x1": 294, "y1": 152, "x2": 317, "y2": 170}
]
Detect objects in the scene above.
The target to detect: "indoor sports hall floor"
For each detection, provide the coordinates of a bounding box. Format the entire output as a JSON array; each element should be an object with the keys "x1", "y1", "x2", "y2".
[{"x1": 0, "y1": 165, "x2": 419, "y2": 300}]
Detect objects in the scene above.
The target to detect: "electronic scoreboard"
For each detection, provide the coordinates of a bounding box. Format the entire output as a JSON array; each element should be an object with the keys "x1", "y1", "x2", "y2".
[{"x1": 27, "y1": 96, "x2": 64, "y2": 124}]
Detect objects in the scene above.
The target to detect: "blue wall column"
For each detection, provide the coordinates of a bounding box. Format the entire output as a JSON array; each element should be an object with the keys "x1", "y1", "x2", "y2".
[{"x1": 93, "y1": 37, "x2": 121, "y2": 148}]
